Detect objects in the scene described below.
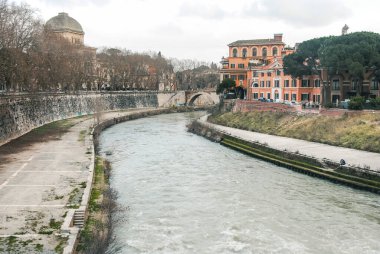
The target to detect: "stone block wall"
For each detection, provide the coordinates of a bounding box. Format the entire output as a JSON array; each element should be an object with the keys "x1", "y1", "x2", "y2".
[
  {"x1": 0, "y1": 92, "x2": 158, "y2": 146},
  {"x1": 233, "y1": 100, "x2": 296, "y2": 113}
]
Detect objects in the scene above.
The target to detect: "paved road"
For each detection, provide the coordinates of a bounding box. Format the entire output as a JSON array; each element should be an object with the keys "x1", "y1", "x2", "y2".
[
  {"x1": 0, "y1": 108, "x2": 157, "y2": 252},
  {"x1": 200, "y1": 115, "x2": 380, "y2": 172}
]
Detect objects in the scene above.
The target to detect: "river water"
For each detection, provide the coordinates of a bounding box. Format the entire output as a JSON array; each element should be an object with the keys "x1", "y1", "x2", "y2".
[{"x1": 99, "y1": 112, "x2": 380, "y2": 254}]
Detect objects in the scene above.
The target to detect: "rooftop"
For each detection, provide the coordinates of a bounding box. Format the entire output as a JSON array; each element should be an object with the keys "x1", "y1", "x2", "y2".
[
  {"x1": 46, "y1": 12, "x2": 84, "y2": 35},
  {"x1": 228, "y1": 34, "x2": 285, "y2": 47},
  {"x1": 228, "y1": 39, "x2": 285, "y2": 47}
]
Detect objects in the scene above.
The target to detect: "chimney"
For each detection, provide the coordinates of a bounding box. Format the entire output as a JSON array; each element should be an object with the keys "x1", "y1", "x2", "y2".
[{"x1": 274, "y1": 33, "x2": 283, "y2": 42}]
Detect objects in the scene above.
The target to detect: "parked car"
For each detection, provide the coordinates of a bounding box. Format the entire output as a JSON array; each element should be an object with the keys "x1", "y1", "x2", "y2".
[
  {"x1": 258, "y1": 97, "x2": 267, "y2": 102},
  {"x1": 224, "y1": 92, "x2": 236, "y2": 99},
  {"x1": 340, "y1": 99, "x2": 350, "y2": 109}
]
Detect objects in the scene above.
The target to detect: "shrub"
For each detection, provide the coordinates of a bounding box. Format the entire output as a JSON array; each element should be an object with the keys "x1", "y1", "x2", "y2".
[
  {"x1": 376, "y1": 97, "x2": 380, "y2": 106},
  {"x1": 348, "y1": 96, "x2": 365, "y2": 110},
  {"x1": 368, "y1": 98, "x2": 378, "y2": 108}
]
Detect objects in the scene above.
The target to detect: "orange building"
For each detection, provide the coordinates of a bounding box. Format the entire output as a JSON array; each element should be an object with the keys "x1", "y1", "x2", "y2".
[{"x1": 220, "y1": 34, "x2": 322, "y2": 104}]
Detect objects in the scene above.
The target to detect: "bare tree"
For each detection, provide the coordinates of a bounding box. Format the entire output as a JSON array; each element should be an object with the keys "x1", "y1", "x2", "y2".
[{"x1": 0, "y1": 0, "x2": 42, "y2": 92}]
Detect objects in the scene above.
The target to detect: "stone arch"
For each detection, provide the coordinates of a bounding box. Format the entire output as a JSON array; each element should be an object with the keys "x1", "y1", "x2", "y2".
[{"x1": 187, "y1": 92, "x2": 218, "y2": 106}]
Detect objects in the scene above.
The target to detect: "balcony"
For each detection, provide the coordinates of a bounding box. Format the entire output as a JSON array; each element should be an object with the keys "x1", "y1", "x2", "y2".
[{"x1": 248, "y1": 59, "x2": 268, "y2": 68}]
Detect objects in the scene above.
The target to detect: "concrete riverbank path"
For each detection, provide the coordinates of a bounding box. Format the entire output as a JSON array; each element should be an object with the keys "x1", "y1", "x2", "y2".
[
  {"x1": 0, "y1": 108, "x2": 158, "y2": 252},
  {"x1": 199, "y1": 115, "x2": 380, "y2": 172}
]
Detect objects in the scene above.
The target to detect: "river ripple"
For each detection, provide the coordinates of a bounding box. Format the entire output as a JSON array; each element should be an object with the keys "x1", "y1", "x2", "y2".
[{"x1": 99, "y1": 112, "x2": 380, "y2": 254}]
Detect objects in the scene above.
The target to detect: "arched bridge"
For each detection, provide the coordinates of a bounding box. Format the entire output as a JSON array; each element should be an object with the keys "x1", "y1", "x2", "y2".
[
  {"x1": 185, "y1": 90, "x2": 220, "y2": 106},
  {"x1": 158, "y1": 89, "x2": 220, "y2": 107}
]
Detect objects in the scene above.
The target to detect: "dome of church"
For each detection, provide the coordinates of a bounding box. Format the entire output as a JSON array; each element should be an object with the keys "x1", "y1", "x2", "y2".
[{"x1": 46, "y1": 12, "x2": 84, "y2": 34}]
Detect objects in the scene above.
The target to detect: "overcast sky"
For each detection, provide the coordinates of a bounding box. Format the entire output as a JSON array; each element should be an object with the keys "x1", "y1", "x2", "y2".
[{"x1": 13, "y1": 0, "x2": 380, "y2": 62}]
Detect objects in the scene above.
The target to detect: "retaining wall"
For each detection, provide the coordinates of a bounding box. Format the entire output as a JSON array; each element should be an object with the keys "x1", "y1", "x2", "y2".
[
  {"x1": 188, "y1": 119, "x2": 380, "y2": 194},
  {"x1": 0, "y1": 92, "x2": 159, "y2": 146},
  {"x1": 233, "y1": 100, "x2": 296, "y2": 113}
]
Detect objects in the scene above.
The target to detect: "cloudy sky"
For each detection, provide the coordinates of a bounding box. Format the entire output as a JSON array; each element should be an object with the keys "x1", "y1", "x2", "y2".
[{"x1": 13, "y1": 0, "x2": 380, "y2": 62}]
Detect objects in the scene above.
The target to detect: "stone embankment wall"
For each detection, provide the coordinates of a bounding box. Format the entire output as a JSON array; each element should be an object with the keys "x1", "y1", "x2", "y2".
[
  {"x1": 188, "y1": 119, "x2": 380, "y2": 194},
  {"x1": 233, "y1": 100, "x2": 296, "y2": 113},
  {"x1": 0, "y1": 92, "x2": 159, "y2": 146}
]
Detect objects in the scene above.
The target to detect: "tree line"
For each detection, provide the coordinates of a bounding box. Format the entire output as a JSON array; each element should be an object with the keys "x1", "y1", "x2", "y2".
[
  {"x1": 0, "y1": 0, "x2": 220, "y2": 93},
  {"x1": 283, "y1": 31, "x2": 380, "y2": 105}
]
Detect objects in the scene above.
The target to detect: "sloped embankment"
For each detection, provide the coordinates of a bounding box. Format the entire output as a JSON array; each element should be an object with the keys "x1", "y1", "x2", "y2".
[{"x1": 208, "y1": 111, "x2": 380, "y2": 153}]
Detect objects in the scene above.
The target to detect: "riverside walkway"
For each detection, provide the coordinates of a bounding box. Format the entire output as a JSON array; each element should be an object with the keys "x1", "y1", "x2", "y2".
[
  {"x1": 199, "y1": 115, "x2": 380, "y2": 172},
  {"x1": 0, "y1": 108, "x2": 158, "y2": 253}
]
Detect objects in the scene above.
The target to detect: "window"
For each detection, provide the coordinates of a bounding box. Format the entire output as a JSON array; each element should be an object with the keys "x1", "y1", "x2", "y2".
[
  {"x1": 352, "y1": 80, "x2": 358, "y2": 90},
  {"x1": 274, "y1": 80, "x2": 280, "y2": 88},
  {"x1": 224, "y1": 75, "x2": 229, "y2": 79},
  {"x1": 253, "y1": 72, "x2": 258, "y2": 77},
  {"x1": 371, "y1": 79, "x2": 379, "y2": 90},
  {"x1": 232, "y1": 48, "x2": 237, "y2": 57},
  {"x1": 242, "y1": 48, "x2": 247, "y2": 58},
  {"x1": 260, "y1": 81, "x2": 265, "y2": 87},
  {"x1": 266, "y1": 81, "x2": 271, "y2": 87},
  {"x1": 332, "y1": 79, "x2": 340, "y2": 90},
  {"x1": 313, "y1": 95, "x2": 321, "y2": 103},
  {"x1": 314, "y1": 79, "x2": 320, "y2": 87},
  {"x1": 284, "y1": 80, "x2": 290, "y2": 87},
  {"x1": 238, "y1": 75, "x2": 245, "y2": 80},
  {"x1": 230, "y1": 64, "x2": 235, "y2": 69},
  {"x1": 284, "y1": 93, "x2": 289, "y2": 101},
  {"x1": 301, "y1": 79, "x2": 310, "y2": 87},
  {"x1": 292, "y1": 79, "x2": 297, "y2": 87},
  {"x1": 261, "y1": 73, "x2": 264, "y2": 77},
  {"x1": 276, "y1": 70, "x2": 281, "y2": 76},
  {"x1": 292, "y1": 94, "x2": 297, "y2": 101},
  {"x1": 332, "y1": 95, "x2": 340, "y2": 102},
  {"x1": 301, "y1": 94, "x2": 309, "y2": 101},
  {"x1": 267, "y1": 93, "x2": 271, "y2": 99},
  {"x1": 262, "y1": 48, "x2": 267, "y2": 57},
  {"x1": 252, "y1": 83, "x2": 259, "y2": 88},
  {"x1": 260, "y1": 93, "x2": 264, "y2": 98},
  {"x1": 231, "y1": 75, "x2": 237, "y2": 81},
  {"x1": 267, "y1": 72, "x2": 272, "y2": 77},
  {"x1": 253, "y1": 93, "x2": 259, "y2": 99},
  {"x1": 274, "y1": 91, "x2": 279, "y2": 100},
  {"x1": 273, "y1": 47, "x2": 278, "y2": 56},
  {"x1": 252, "y1": 48, "x2": 257, "y2": 56},
  {"x1": 238, "y1": 64, "x2": 245, "y2": 69}
]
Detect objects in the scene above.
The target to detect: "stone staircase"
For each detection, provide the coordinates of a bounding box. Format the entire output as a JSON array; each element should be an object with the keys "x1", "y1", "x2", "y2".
[{"x1": 73, "y1": 210, "x2": 85, "y2": 228}]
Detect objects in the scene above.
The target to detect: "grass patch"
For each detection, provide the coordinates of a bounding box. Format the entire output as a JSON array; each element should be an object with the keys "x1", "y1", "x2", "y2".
[
  {"x1": 78, "y1": 130, "x2": 87, "y2": 142},
  {"x1": 0, "y1": 236, "x2": 42, "y2": 253},
  {"x1": 67, "y1": 187, "x2": 81, "y2": 205},
  {"x1": 38, "y1": 226, "x2": 54, "y2": 235},
  {"x1": 209, "y1": 111, "x2": 380, "y2": 153},
  {"x1": 35, "y1": 243, "x2": 44, "y2": 252},
  {"x1": 55, "y1": 195, "x2": 64, "y2": 200},
  {"x1": 80, "y1": 181, "x2": 87, "y2": 188},
  {"x1": 8, "y1": 236, "x2": 17, "y2": 245},
  {"x1": 49, "y1": 219, "x2": 63, "y2": 230},
  {"x1": 55, "y1": 238, "x2": 66, "y2": 254},
  {"x1": 76, "y1": 157, "x2": 119, "y2": 253}
]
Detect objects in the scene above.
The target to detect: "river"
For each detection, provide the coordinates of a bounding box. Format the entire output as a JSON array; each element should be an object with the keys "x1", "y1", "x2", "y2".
[{"x1": 99, "y1": 112, "x2": 380, "y2": 254}]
